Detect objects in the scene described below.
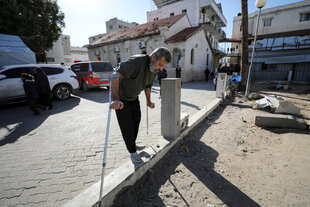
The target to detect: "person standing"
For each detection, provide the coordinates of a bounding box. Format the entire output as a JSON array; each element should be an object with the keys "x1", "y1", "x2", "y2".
[
  {"x1": 175, "y1": 65, "x2": 181, "y2": 78},
  {"x1": 110, "y1": 47, "x2": 171, "y2": 163},
  {"x1": 34, "y1": 67, "x2": 53, "y2": 110},
  {"x1": 21, "y1": 73, "x2": 45, "y2": 115},
  {"x1": 204, "y1": 67, "x2": 210, "y2": 81},
  {"x1": 157, "y1": 67, "x2": 167, "y2": 98}
]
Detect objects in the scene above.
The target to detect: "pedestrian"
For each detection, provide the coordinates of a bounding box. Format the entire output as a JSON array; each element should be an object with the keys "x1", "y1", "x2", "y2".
[
  {"x1": 21, "y1": 73, "x2": 45, "y2": 115},
  {"x1": 157, "y1": 67, "x2": 167, "y2": 98},
  {"x1": 204, "y1": 67, "x2": 210, "y2": 81},
  {"x1": 34, "y1": 67, "x2": 53, "y2": 110},
  {"x1": 175, "y1": 65, "x2": 181, "y2": 78},
  {"x1": 110, "y1": 47, "x2": 171, "y2": 163},
  {"x1": 214, "y1": 63, "x2": 221, "y2": 90}
]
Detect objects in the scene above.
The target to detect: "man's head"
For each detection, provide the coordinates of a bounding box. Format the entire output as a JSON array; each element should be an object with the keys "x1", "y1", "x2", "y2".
[{"x1": 149, "y1": 47, "x2": 171, "y2": 73}]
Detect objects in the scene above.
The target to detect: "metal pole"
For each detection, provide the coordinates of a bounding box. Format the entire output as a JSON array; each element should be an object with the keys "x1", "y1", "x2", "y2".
[
  {"x1": 146, "y1": 104, "x2": 149, "y2": 134},
  {"x1": 245, "y1": 8, "x2": 261, "y2": 97},
  {"x1": 98, "y1": 84, "x2": 112, "y2": 207}
]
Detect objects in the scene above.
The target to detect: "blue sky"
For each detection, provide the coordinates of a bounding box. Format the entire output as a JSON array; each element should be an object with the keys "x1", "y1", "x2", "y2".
[{"x1": 58, "y1": 0, "x2": 305, "y2": 47}]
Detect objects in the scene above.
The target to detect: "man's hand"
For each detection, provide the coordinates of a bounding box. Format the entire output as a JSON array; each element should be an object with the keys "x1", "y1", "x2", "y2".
[
  {"x1": 110, "y1": 100, "x2": 124, "y2": 110},
  {"x1": 147, "y1": 101, "x2": 155, "y2": 109}
]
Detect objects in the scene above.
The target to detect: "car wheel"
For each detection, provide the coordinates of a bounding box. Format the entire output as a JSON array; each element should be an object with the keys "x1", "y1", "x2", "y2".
[
  {"x1": 54, "y1": 85, "x2": 71, "y2": 100},
  {"x1": 82, "y1": 81, "x2": 89, "y2": 91}
]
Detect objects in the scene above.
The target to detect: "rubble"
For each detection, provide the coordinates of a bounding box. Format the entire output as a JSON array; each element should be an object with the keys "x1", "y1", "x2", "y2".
[{"x1": 255, "y1": 114, "x2": 308, "y2": 130}]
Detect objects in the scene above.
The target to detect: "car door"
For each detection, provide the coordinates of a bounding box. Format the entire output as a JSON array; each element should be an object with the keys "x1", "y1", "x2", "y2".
[{"x1": 0, "y1": 67, "x2": 35, "y2": 99}]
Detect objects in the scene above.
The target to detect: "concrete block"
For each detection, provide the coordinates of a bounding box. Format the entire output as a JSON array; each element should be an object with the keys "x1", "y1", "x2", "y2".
[
  {"x1": 216, "y1": 73, "x2": 227, "y2": 99},
  {"x1": 255, "y1": 114, "x2": 308, "y2": 129},
  {"x1": 161, "y1": 78, "x2": 181, "y2": 139},
  {"x1": 275, "y1": 101, "x2": 300, "y2": 115}
]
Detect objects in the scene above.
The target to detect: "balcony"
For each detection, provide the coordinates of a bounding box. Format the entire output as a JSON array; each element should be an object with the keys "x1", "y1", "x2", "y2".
[{"x1": 200, "y1": 18, "x2": 226, "y2": 40}]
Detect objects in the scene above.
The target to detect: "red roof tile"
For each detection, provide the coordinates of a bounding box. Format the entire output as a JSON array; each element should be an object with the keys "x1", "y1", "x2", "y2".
[
  {"x1": 165, "y1": 26, "x2": 202, "y2": 44},
  {"x1": 89, "y1": 14, "x2": 185, "y2": 48}
]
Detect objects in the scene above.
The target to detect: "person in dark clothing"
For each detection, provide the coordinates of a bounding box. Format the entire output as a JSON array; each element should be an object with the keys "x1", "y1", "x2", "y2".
[
  {"x1": 175, "y1": 65, "x2": 181, "y2": 78},
  {"x1": 110, "y1": 47, "x2": 171, "y2": 163},
  {"x1": 34, "y1": 67, "x2": 52, "y2": 110},
  {"x1": 21, "y1": 73, "x2": 45, "y2": 115},
  {"x1": 204, "y1": 67, "x2": 210, "y2": 81},
  {"x1": 157, "y1": 68, "x2": 167, "y2": 98}
]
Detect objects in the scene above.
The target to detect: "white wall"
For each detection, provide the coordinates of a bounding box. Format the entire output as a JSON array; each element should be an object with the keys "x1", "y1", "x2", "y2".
[{"x1": 45, "y1": 35, "x2": 72, "y2": 65}]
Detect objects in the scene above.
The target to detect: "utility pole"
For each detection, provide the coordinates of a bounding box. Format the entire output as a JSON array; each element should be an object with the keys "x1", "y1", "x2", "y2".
[{"x1": 241, "y1": 0, "x2": 249, "y2": 88}]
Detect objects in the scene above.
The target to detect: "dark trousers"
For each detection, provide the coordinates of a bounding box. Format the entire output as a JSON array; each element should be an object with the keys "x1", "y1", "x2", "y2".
[
  {"x1": 115, "y1": 98, "x2": 141, "y2": 153},
  {"x1": 39, "y1": 93, "x2": 52, "y2": 109}
]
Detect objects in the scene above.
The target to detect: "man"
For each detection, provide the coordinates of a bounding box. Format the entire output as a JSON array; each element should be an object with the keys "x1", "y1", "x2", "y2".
[
  {"x1": 110, "y1": 47, "x2": 171, "y2": 163},
  {"x1": 204, "y1": 67, "x2": 210, "y2": 81},
  {"x1": 175, "y1": 65, "x2": 181, "y2": 78}
]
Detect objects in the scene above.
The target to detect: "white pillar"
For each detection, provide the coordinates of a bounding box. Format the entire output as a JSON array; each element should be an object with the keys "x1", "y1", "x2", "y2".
[
  {"x1": 161, "y1": 78, "x2": 181, "y2": 139},
  {"x1": 216, "y1": 73, "x2": 227, "y2": 99}
]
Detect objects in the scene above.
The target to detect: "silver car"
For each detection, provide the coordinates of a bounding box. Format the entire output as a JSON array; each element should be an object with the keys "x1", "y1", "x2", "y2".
[{"x1": 0, "y1": 64, "x2": 79, "y2": 104}]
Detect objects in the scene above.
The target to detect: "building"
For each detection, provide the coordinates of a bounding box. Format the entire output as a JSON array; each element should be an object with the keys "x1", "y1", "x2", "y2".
[
  {"x1": 45, "y1": 35, "x2": 89, "y2": 66},
  {"x1": 89, "y1": 33, "x2": 106, "y2": 44},
  {"x1": 148, "y1": 0, "x2": 227, "y2": 72},
  {"x1": 88, "y1": 14, "x2": 213, "y2": 82},
  {"x1": 71, "y1": 46, "x2": 89, "y2": 62},
  {"x1": 88, "y1": 0, "x2": 227, "y2": 82},
  {"x1": 226, "y1": 1, "x2": 310, "y2": 82},
  {"x1": 45, "y1": 35, "x2": 72, "y2": 65},
  {"x1": 106, "y1": 18, "x2": 138, "y2": 34}
]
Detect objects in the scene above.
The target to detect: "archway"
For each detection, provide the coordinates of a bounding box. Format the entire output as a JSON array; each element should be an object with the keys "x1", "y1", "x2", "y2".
[{"x1": 173, "y1": 48, "x2": 181, "y2": 67}]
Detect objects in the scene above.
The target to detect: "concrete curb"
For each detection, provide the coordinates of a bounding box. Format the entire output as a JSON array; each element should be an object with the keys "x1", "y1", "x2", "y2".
[{"x1": 62, "y1": 98, "x2": 222, "y2": 207}]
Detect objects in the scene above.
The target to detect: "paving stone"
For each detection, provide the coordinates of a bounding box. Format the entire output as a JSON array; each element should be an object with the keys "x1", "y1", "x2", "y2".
[{"x1": 0, "y1": 81, "x2": 216, "y2": 206}]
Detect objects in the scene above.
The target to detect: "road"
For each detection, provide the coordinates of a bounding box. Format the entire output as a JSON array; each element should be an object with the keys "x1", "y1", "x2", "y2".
[{"x1": 0, "y1": 81, "x2": 216, "y2": 207}]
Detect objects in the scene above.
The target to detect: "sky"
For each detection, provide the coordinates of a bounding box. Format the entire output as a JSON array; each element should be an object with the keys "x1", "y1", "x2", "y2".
[{"x1": 57, "y1": 0, "x2": 305, "y2": 47}]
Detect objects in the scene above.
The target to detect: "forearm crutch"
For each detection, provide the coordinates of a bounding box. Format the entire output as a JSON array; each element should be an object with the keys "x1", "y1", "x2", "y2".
[
  {"x1": 98, "y1": 83, "x2": 112, "y2": 207},
  {"x1": 146, "y1": 103, "x2": 149, "y2": 134}
]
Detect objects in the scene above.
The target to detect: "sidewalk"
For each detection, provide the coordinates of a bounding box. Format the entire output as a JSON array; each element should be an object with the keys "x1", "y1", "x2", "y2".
[{"x1": 0, "y1": 81, "x2": 215, "y2": 207}]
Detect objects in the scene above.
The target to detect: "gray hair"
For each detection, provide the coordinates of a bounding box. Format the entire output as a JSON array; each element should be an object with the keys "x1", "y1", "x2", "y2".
[{"x1": 150, "y1": 47, "x2": 172, "y2": 63}]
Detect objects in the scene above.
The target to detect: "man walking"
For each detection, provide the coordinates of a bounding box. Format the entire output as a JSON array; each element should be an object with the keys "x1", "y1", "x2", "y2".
[{"x1": 110, "y1": 47, "x2": 171, "y2": 163}]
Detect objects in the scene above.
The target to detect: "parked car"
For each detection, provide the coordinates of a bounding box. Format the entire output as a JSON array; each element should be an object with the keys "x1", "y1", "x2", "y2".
[
  {"x1": 0, "y1": 64, "x2": 79, "y2": 104},
  {"x1": 70, "y1": 61, "x2": 114, "y2": 90}
]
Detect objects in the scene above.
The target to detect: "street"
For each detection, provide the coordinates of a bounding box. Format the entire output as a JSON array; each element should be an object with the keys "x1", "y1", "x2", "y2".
[{"x1": 0, "y1": 81, "x2": 216, "y2": 207}]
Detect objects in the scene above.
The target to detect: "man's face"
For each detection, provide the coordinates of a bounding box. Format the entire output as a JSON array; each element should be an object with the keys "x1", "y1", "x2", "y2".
[{"x1": 150, "y1": 55, "x2": 168, "y2": 73}]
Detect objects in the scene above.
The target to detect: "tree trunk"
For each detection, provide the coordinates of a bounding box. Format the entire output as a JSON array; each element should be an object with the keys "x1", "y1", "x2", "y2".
[{"x1": 241, "y1": 0, "x2": 249, "y2": 87}]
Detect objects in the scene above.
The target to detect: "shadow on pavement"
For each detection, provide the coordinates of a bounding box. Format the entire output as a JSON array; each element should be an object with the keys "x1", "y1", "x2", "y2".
[
  {"x1": 112, "y1": 105, "x2": 260, "y2": 207},
  {"x1": 74, "y1": 88, "x2": 110, "y2": 104},
  {"x1": 181, "y1": 81, "x2": 215, "y2": 91},
  {"x1": 181, "y1": 101, "x2": 201, "y2": 110},
  {"x1": 0, "y1": 97, "x2": 80, "y2": 147}
]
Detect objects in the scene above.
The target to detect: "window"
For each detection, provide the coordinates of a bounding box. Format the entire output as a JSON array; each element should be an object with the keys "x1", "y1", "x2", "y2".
[
  {"x1": 263, "y1": 18, "x2": 272, "y2": 27},
  {"x1": 91, "y1": 62, "x2": 113, "y2": 72},
  {"x1": 1, "y1": 67, "x2": 35, "y2": 79},
  {"x1": 109, "y1": 25, "x2": 113, "y2": 30},
  {"x1": 182, "y1": 9, "x2": 187, "y2": 14},
  {"x1": 206, "y1": 54, "x2": 209, "y2": 66},
  {"x1": 170, "y1": 13, "x2": 174, "y2": 17},
  {"x1": 117, "y1": 54, "x2": 121, "y2": 64},
  {"x1": 300, "y1": 13, "x2": 310, "y2": 22},
  {"x1": 46, "y1": 57, "x2": 55, "y2": 62},
  {"x1": 41, "y1": 67, "x2": 63, "y2": 75},
  {"x1": 154, "y1": 18, "x2": 159, "y2": 21},
  {"x1": 190, "y1": 49, "x2": 194, "y2": 65},
  {"x1": 93, "y1": 37, "x2": 96, "y2": 40},
  {"x1": 119, "y1": 25, "x2": 123, "y2": 29}
]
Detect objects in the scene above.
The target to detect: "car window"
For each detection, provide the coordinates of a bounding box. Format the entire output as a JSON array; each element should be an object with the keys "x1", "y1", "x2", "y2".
[
  {"x1": 0, "y1": 67, "x2": 35, "y2": 79},
  {"x1": 41, "y1": 67, "x2": 63, "y2": 75},
  {"x1": 91, "y1": 62, "x2": 113, "y2": 72},
  {"x1": 71, "y1": 63, "x2": 89, "y2": 72}
]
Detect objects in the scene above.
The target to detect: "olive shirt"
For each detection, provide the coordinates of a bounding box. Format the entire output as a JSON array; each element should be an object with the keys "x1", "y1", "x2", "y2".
[{"x1": 116, "y1": 54, "x2": 157, "y2": 101}]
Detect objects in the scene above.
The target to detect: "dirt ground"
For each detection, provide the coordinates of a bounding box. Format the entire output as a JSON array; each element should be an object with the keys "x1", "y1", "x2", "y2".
[{"x1": 112, "y1": 84, "x2": 310, "y2": 207}]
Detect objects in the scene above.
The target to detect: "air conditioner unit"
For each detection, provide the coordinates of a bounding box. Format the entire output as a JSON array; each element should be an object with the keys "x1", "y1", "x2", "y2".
[
  {"x1": 113, "y1": 46, "x2": 120, "y2": 53},
  {"x1": 138, "y1": 41, "x2": 146, "y2": 48},
  {"x1": 95, "y1": 50, "x2": 100, "y2": 56}
]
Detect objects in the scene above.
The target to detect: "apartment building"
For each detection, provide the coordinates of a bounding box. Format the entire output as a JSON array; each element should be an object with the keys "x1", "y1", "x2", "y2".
[{"x1": 228, "y1": 1, "x2": 310, "y2": 82}]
